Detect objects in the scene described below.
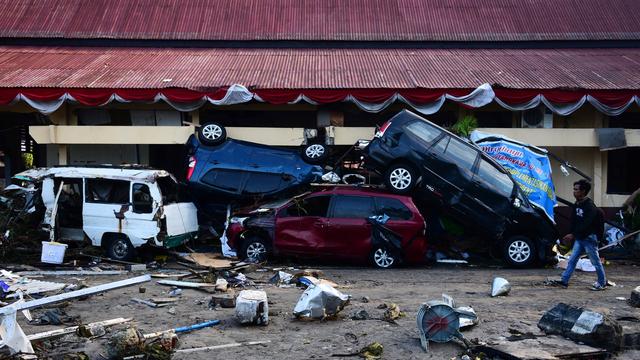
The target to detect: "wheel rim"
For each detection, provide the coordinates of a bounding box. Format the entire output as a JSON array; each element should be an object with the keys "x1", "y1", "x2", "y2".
[
  {"x1": 246, "y1": 242, "x2": 267, "y2": 261},
  {"x1": 389, "y1": 168, "x2": 412, "y2": 190},
  {"x1": 374, "y1": 248, "x2": 394, "y2": 268},
  {"x1": 305, "y1": 144, "x2": 325, "y2": 159},
  {"x1": 202, "y1": 124, "x2": 223, "y2": 141},
  {"x1": 113, "y1": 240, "x2": 129, "y2": 258},
  {"x1": 508, "y1": 240, "x2": 531, "y2": 263}
]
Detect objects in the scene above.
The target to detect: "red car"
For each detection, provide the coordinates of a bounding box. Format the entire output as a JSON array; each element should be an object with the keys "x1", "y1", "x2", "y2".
[{"x1": 226, "y1": 187, "x2": 429, "y2": 268}]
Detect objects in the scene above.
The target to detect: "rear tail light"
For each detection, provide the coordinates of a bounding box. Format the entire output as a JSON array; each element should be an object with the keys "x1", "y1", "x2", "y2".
[
  {"x1": 186, "y1": 156, "x2": 196, "y2": 181},
  {"x1": 375, "y1": 121, "x2": 392, "y2": 138}
]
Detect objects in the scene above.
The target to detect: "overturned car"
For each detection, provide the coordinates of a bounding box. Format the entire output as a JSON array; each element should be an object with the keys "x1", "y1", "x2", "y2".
[
  {"x1": 359, "y1": 110, "x2": 558, "y2": 267},
  {"x1": 3, "y1": 166, "x2": 198, "y2": 260}
]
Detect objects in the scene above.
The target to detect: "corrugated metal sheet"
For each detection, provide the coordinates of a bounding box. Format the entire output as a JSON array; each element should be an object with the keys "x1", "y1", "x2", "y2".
[
  {"x1": 0, "y1": 0, "x2": 639, "y2": 41},
  {"x1": 0, "y1": 46, "x2": 639, "y2": 90}
]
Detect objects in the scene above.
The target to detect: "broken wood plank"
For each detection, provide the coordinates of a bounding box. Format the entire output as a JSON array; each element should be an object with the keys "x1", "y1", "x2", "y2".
[
  {"x1": 150, "y1": 297, "x2": 180, "y2": 304},
  {"x1": 185, "y1": 253, "x2": 234, "y2": 269},
  {"x1": 176, "y1": 340, "x2": 271, "y2": 353},
  {"x1": 150, "y1": 272, "x2": 191, "y2": 278},
  {"x1": 131, "y1": 298, "x2": 167, "y2": 308},
  {"x1": 156, "y1": 280, "x2": 215, "y2": 288},
  {"x1": 0, "y1": 275, "x2": 151, "y2": 315},
  {"x1": 27, "y1": 318, "x2": 132, "y2": 341},
  {"x1": 16, "y1": 270, "x2": 127, "y2": 276}
]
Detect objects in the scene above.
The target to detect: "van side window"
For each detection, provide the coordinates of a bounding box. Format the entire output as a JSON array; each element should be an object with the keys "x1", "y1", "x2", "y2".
[
  {"x1": 331, "y1": 196, "x2": 375, "y2": 218},
  {"x1": 375, "y1": 197, "x2": 412, "y2": 220},
  {"x1": 405, "y1": 120, "x2": 442, "y2": 145},
  {"x1": 85, "y1": 179, "x2": 130, "y2": 204},
  {"x1": 282, "y1": 196, "x2": 330, "y2": 217},
  {"x1": 132, "y1": 184, "x2": 153, "y2": 213}
]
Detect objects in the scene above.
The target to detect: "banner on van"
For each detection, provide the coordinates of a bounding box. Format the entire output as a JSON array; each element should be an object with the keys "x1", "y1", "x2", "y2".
[{"x1": 471, "y1": 131, "x2": 557, "y2": 223}]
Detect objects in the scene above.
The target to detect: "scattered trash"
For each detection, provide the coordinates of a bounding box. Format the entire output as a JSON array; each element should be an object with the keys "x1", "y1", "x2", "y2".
[
  {"x1": 76, "y1": 323, "x2": 106, "y2": 338},
  {"x1": 235, "y1": 290, "x2": 269, "y2": 325},
  {"x1": 209, "y1": 295, "x2": 236, "y2": 309},
  {"x1": 17, "y1": 270, "x2": 128, "y2": 276},
  {"x1": 616, "y1": 297, "x2": 627, "y2": 301},
  {"x1": 293, "y1": 283, "x2": 350, "y2": 320},
  {"x1": 351, "y1": 309, "x2": 370, "y2": 321},
  {"x1": 270, "y1": 271, "x2": 294, "y2": 287},
  {"x1": 630, "y1": 286, "x2": 640, "y2": 308},
  {"x1": 168, "y1": 288, "x2": 183, "y2": 297},
  {"x1": 30, "y1": 308, "x2": 79, "y2": 326},
  {"x1": 1, "y1": 269, "x2": 67, "y2": 298},
  {"x1": 131, "y1": 298, "x2": 171, "y2": 308},
  {"x1": 27, "y1": 318, "x2": 132, "y2": 342},
  {"x1": 175, "y1": 340, "x2": 271, "y2": 353},
  {"x1": 361, "y1": 296, "x2": 370, "y2": 303},
  {"x1": 0, "y1": 275, "x2": 150, "y2": 355},
  {"x1": 322, "y1": 171, "x2": 341, "y2": 183},
  {"x1": 491, "y1": 277, "x2": 511, "y2": 297},
  {"x1": 107, "y1": 327, "x2": 146, "y2": 359},
  {"x1": 557, "y1": 256, "x2": 597, "y2": 272},
  {"x1": 436, "y1": 259, "x2": 469, "y2": 264},
  {"x1": 157, "y1": 279, "x2": 216, "y2": 292},
  {"x1": 168, "y1": 307, "x2": 176, "y2": 315},
  {"x1": 40, "y1": 241, "x2": 68, "y2": 264},
  {"x1": 379, "y1": 303, "x2": 405, "y2": 323},
  {"x1": 126, "y1": 264, "x2": 147, "y2": 272},
  {"x1": 215, "y1": 278, "x2": 228, "y2": 292},
  {"x1": 416, "y1": 294, "x2": 477, "y2": 351},
  {"x1": 175, "y1": 252, "x2": 234, "y2": 269},
  {"x1": 537, "y1": 303, "x2": 623, "y2": 351},
  {"x1": 358, "y1": 342, "x2": 384, "y2": 360}
]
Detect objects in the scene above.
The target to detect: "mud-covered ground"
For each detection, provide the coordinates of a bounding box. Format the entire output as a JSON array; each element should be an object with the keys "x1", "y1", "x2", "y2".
[{"x1": 11, "y1": 261, "x2": 640, "y2": 359}]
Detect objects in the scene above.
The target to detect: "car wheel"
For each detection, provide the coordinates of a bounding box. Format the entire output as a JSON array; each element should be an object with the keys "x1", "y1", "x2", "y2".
[
  {"x1": 105, "y1": 236, "x2": 135, "y2": 261},
  {"x1": 370, "y1": 246, "x2": 397, "y2": 269},
  {"x1": 242, "y1": 237, "x2": 270, "y2": 262},
  {"x1": 302, "y1": 143, "x2": 329, "y2": 164},
  {"x1": 198, "y1": 122, "x2": 227, "y2": 146},
  {"x1": 503, "y1": 236, "x2": 536, "y2": 268},
  {"x1": 385, "y1": 163, "x2": 417, "y2": 194}
]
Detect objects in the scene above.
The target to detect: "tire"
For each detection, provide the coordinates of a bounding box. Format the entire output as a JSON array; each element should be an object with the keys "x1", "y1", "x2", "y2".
[
  {"x1": 503, "y1": 235, "x2": 536, "y2": 268},
  {"x1": 385, "y1": 163, "x2": 417, "y2": 194},
  {"x1": 301, "y1": 143, "x2": 329, "y2": 164},
  {"x1": 105, "y1": 235, "x2": 135, "y2": 261},
  {"x1": 197, "y1": 122, "x2": 227, "y2": 146},
  {"x1": 370, "y1": 246, "x2": 398, "y2": 269},
  {"x1": 241, "y1": 236, "x2": 270, "y2": 262}
]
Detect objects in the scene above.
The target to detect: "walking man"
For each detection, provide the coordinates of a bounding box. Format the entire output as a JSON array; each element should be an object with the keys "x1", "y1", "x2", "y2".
[{"x1": 553, "y1": 179, "x2": 607, "y2": 290}]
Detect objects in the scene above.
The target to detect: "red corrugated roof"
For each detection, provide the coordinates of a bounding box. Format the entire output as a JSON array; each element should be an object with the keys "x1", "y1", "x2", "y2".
[
  {"x1": 1, "y1": 0, "x2": 639, "y2": 41},
  {"x1": 0, "y1": 46, "x2": 639, "y2": 90}
]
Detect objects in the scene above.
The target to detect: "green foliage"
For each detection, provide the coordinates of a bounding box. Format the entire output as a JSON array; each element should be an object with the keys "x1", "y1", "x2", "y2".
[
  {"x1": 450, "y1": 115, "x2": 478, "y2": 138},
  {"x1": 22, "y1": 152, "x2": 34, "y2": 169}
]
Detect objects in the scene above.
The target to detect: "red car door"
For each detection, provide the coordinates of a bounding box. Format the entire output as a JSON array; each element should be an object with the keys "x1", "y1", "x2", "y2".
[
  {"x1": 323, "y1": 195, "x2": 376, "y2": 261},
  {"x1": 374, "y1": 196, "x2": 427, "y2": 262},
  {"x1": 274, "y1": 195, "x2": 331, "y2": 256}
]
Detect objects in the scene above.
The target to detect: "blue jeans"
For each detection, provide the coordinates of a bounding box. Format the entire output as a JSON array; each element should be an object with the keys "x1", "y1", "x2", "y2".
[{"x1": 561, "y1": 234, "x2": 606, "y2": 287}]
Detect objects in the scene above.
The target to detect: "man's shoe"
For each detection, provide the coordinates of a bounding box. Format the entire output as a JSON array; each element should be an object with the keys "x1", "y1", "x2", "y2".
[
  {"x1": 590, "y1": 283, "x2": 606, "y2": 291},
  {"x1": 547, "y1": 279, "x2": 568, "y2": 288}
]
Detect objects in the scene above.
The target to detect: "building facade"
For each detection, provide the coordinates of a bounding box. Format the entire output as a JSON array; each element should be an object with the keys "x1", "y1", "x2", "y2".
[{"x1": 0, "y1": 0, "x2": 639, "y2": 213}]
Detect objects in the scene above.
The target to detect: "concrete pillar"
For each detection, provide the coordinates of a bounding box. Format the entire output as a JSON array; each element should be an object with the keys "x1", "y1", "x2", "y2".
[
  {"x1": 189, "y1": 110, "x2": 200, "y2": 126},
  {"x1": 58, "y1": 144, "x2": 68, "y2": 165}
]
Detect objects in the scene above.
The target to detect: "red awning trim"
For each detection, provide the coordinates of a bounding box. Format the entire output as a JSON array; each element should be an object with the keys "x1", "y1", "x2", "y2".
[{"x1": 0, "y1": 84, "x2": 638, "y2": 116}]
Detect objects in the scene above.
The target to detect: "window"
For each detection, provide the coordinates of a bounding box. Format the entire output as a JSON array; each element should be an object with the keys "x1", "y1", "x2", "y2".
[
  {"x1": 85, "y1": 179, "x2": 130, "y2": 204},
  {"x1": 607, "y1": 148, "x2": 640, "y2": 194},
  {"x1": 331, "y1": 196, "x2": 375, "y2": 218},
  {"x1": 375, "y1": 197, "x2": 412, "y2": 220},
  {"x1": 243, "y1": 173, "x2": 283, "y2": 195},
  {"x1": 282, "y1": 196, "x2": 330, "y2": 217},
  {"x1": 444, "y1": 139, "x2": 477, "y2": 171},
  {"x1": 201, "y1": 169, "x2": 243, "y2": 193},
  {"x1": 474, "y1": 160, "x2": 514, "y2": 198},
  {"x1": 405, "y1": 120, "x2": 443, "y2": 145},
  {"x1": 132, "y1": 184, "x2": 153, "y2": 213}
]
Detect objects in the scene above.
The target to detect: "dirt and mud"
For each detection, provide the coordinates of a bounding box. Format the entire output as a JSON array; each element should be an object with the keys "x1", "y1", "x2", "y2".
[{"x1": 9, "y1": 261, "x2": 640, "y2": 359}]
